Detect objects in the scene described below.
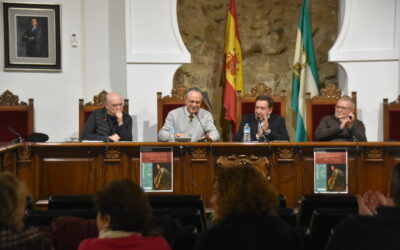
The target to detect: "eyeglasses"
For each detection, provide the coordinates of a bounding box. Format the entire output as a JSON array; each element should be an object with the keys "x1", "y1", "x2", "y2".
[
  {"x1": 335, "y1": 105, "x2": 351, "y2": 110},
  {"x1": 111, "y1": 103, "x2": 123, "y2": 108}
]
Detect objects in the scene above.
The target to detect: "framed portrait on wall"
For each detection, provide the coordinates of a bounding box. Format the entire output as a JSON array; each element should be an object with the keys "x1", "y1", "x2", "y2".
[{"x1": 3, "y1": 2, "x2": 61, "y2": 71}]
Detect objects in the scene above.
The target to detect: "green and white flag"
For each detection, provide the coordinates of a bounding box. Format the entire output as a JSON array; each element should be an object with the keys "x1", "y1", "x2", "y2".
[{"x1": 291, "y1": 0, "x2": 319, "y2": 142}]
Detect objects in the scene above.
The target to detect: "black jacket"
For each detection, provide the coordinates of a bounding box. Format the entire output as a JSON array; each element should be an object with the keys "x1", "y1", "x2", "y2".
[
  {"x1": 326, "y1": 206, "x2": 400, "y2": 250},
  {"x1": 314, "y1": 115, "x2": 367, "y2": 142},
  {"x1": 235, "y1": 113, "x2": 290, "y2": 142},
  {"x1": 193, "y1": 213, "x2": 304, "y2": 250},
  {"x1": 81, "y1": 108, "x2": 132, "y2": 141}
]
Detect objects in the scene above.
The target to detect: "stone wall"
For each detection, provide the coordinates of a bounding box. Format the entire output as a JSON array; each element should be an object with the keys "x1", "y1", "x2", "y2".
[{"x1": 175, "y1": 0, "x2": 338, "y2": 140}]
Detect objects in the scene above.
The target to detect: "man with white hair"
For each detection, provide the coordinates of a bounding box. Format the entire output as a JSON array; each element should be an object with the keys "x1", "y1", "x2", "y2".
[
  {"x1": 82, "y1": 92, "x2": 132, "y2": 142},
  {"x1": 158, "y1": 87, "x2": 219, "y2": 142}
]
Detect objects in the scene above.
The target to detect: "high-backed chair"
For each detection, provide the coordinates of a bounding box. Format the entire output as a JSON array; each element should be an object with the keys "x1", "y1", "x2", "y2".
[
  {"x1": 48, "y1": 195, "x2": 94, "y2": 210},
  {"x1": 298, "y1": 194, "x2": 357, "y2": 229},
  {"x1": 157, "y1": 84, "x2": 211, "y2": 131},
  {"x1": 383, "y1": 96, "x2": 400, "y2": 141},
  {"x1": 148, "y1": 195, "x2": 208, "y2": 232},
  {"x1": 309, "y1": 208, "x2": 357, "y2": 250},
  {"x1": 79, "y1": 90, "x2": 129, "y2": 139},
  {"x1": 306, "y1": 83, "x2": 357, "y2": 141},
  {"x1": 0, "y1": 90, "x2": 34, "y2": 142},
  {"x1": 235, "y1": 83, "x2": 287, "y2": 132}
]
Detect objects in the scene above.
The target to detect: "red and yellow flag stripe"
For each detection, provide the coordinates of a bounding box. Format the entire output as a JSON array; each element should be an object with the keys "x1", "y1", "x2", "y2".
[{"x1": 223, "y1": 0, "x2": 244, "y2": 124}]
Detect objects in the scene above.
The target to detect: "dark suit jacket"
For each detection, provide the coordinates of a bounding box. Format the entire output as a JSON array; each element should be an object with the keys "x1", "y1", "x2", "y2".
[
  {"x1": 314, "y1": 115, "x2": 367, "y2": 141},
  {"x1": 23, "y1": 27, "x2": 41, "y2": 57},
  {"x1": 193, "y1": 213, "x2": 304, "y2": 250},
  {"x1": 235, "y1": 113, "x2": 290, "y2": 142},
  {"x1": 81, "y1": 108, "x2": 132, "y2": 141}
]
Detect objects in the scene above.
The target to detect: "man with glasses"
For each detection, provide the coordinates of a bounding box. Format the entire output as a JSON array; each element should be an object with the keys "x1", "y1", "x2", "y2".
[
  {"x1": 314, "y1": 96, "x2": 367, "y2": 141},
  {"x1": 82, "y1": 92, "x2": 132, "y2": 141}
]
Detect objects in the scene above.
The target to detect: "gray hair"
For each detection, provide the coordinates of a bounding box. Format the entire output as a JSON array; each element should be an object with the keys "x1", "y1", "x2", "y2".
[{"x1": 184, "y1": 87, "x2": 203, "y2": 99}]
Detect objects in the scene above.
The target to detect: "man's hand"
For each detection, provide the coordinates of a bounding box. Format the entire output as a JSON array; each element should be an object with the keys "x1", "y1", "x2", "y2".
[
  {"x1": 175, "y1": 133, "x2": 184, "y2": 137},
  {"x1": 347, "y1": 112, "x2": 355, "y2": 128},
  {"x1": 108, "y1": 134, "x2": 120, "y2": 142},
  {"x1": 200, "y1": 134, "x2": 213, "y2": 142},
  {"x1": 356, "y1": 190, "x2": 394, "y2": 215},
  {"x1": 257, "y1": 116, "x2": 269, "y2": 137},
  {"x1": 116, "y1": 111, "x2": 123, "y2": 126},
  {"x1": 340, "y1": 112, "x2": 355, "y2": 129}
]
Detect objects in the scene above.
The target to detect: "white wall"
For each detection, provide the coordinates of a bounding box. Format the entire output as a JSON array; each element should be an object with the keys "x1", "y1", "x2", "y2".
[
  {"x1": 0, "y1": 0, "x2": 127, "y2": 141},
  {"x1": 0, "y1": 0, "x2": 84, "y2": 141},
  {"x1": 125, "y1": 0, "x2": 190, "y2": 141},
  {"x1": 82, "y1": 0, "x2": 127, "y2": 99},
  {"x1": 329, "y1": 0, "x2": 400, "y2": 141}
]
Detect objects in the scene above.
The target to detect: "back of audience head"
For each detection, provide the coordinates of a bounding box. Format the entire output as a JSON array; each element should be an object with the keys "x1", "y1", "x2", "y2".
[
  {"x1": 0, "y1": 172, "x2": 28, "y2": 231},
  {"x1": 211, "y1": 166, "x2": 279, "y2": 222},
  {"x1": 94, "y1": 179, "x2": 151, "y2": 233}
]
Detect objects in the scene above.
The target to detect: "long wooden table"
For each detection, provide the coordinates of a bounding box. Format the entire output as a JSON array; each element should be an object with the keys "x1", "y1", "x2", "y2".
[{"x1": 1, "y1": 142, "x2": 399, "y2": 207}]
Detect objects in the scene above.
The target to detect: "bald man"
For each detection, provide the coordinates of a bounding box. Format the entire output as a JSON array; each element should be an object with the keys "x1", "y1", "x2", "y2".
[{"x1": 82, "y1": 92, "x2": 132, "y2": 142}]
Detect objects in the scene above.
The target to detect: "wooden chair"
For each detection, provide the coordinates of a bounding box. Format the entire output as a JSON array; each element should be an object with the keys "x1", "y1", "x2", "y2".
[
  {"x1": 79, "y1": 90, "x2": 129, "y2": 139},
  {"x1": 306, "y1": 83, "x2": 357, "y2": 141},
  {"x1": 235, "y1": 83, "x2": 287, "y2": 132},
  {"x1": 157, "y1": 84, "x2": 211, "y2": 131},
  {"x1": 0, "y1": 90, "x2": 34, "y2": 142},
  {"x1": 383, "y1": 95, "x2": 400, "y2": 141}
]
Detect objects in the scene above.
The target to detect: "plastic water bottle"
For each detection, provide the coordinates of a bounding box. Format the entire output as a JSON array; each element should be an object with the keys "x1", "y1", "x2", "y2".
[
  {"x1": 243, "y1": 123, "x2": 251, "y2": 142},
  {"x1": 168, "y1": 128, "x2": 175, "y2": 142}
]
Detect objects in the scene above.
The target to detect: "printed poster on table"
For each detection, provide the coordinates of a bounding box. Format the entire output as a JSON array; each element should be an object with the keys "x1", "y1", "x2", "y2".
[
  {"x1": 140, "y1": 147, "x2": 173, "y2": 192},
  {"x1": 314, "y1": 148, "x2": 348, "y2": 193}
]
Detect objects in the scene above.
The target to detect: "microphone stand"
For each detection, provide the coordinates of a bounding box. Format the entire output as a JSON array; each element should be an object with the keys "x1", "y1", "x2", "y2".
[
  {"x1": 8, "y1": 127, "x2": 24, "y2": 143},
  {"x1": 195, "y1": 112, "x2": 209, "y2": 142},
  {"x1": 8, "y1": 127, "x2": 28, "y2": 155}
]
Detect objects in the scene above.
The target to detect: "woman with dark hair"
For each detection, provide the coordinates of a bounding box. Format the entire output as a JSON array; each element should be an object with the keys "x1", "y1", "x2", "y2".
[
  {"x1": 0, "y1": 173, "x2": 53, "y2": 250},
  {"x1": 194, "y1": 166, "x2": 303, "y2": 250},
  {"x1": 78, "y1": 179, "x2": 170, "y2": 250}
]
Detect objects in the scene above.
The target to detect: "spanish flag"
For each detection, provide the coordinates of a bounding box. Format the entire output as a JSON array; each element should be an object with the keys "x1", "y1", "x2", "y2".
[{"x1": 223, "y1": 0, "x2": 244, "y2": 124}]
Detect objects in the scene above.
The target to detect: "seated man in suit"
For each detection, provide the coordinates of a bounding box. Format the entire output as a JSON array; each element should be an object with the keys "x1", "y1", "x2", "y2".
[
  {"x1": 158, "y1": 87, "x2": 220, "y2": 142},
  {"x1": 82, "y1": 92, "x2": 132, "y2": 142},
  {"x1": 314, "y1": 96, "x2": 367, "y2": 141},
  {"x1": 235, "y1": 95, "x2": 289, "y2": 142}
]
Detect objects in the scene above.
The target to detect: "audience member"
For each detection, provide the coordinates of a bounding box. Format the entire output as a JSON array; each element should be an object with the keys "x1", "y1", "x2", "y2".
[
  {"x1": 0, "y1": 173, "x2": 53, "y2": 250},
  {"x1": 82, "y1": 92, "x2": 132, "y2": 142},
  {"x1": 78, "y1": 179, "x2": 170, "y2": 250},
  {"x1": 158, "y1": 87, "x2": 220, "y2": 142},
  {"x1": 193, "y1": 166, "x2": 304, "y2": 250},
  {"x1": 314, "y1": 95, "x2": 367, "y2": 141},
  {"x1": 325, "y1": 163, "x2": 400, "y2": 250},
  {"x1": 235, "y1": 95, "x2": 289, "y2": 142}
]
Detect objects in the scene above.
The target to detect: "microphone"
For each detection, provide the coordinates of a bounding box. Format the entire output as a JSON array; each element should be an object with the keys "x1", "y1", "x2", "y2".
[
  {"x1": 28, "y1": 133, "x2": 49, "y2": 142},
  {"x1": 8, "y1": 127, "x2": 24, "y2": 143},
  {"x1": 195, "y1": 112, "x2": 209, "y2": 142}
]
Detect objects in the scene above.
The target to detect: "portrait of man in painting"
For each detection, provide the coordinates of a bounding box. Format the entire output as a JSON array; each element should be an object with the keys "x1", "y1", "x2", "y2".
[{"x1": 16, "y1": 16, "x2": 49, "y2": 58}]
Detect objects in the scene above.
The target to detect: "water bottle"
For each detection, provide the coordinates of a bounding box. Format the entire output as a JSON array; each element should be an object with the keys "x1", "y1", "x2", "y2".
[
  {"x1": 243, "y1": 123, "x2": 251, "y2": 142},
  {"x1": 168, "y1": 128, "x2": 175, "y2": 142}
]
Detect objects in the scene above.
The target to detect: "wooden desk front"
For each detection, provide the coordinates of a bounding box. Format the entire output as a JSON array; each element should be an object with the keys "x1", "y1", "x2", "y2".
[{"x1": 2, "y1": 142, "x2": 400, "y2": 207}]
